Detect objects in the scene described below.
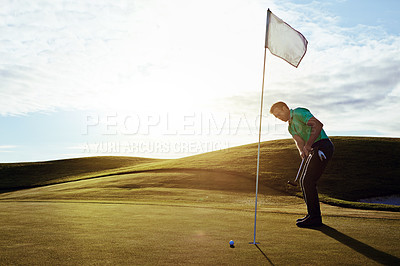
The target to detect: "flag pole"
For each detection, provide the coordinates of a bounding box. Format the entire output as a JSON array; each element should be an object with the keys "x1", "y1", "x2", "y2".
[{"x1": 250, "y1": 10, "x2": 270, "y2": 245}]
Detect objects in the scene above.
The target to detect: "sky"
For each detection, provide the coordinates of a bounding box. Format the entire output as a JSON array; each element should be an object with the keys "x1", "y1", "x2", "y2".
[{"x1": 1, "y1": 0, "x2": 399, "y2": 162}]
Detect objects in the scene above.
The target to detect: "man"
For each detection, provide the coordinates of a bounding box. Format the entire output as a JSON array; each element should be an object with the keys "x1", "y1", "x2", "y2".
[{"x1": 270, "y1": 101, "x2": 334, "y2": 227}]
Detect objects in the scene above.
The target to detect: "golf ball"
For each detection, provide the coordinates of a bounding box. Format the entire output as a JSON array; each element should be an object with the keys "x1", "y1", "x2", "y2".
[{"x1": 229, "y1": 240, "x2": 234, "y2": 246}]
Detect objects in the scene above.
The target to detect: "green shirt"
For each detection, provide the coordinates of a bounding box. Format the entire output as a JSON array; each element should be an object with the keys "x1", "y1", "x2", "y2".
[{"x1": 288, "y1": 108, "x2": 329, "y2": 143}]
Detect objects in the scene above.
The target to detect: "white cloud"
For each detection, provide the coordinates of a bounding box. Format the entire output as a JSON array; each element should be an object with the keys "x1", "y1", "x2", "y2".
[
  {"x1": 0, "y1": 145, "x2": 17, "y2": 152},
  {"x1": 0, "y1": 0, "x2": 399, "y2": 138},
  {"x1": 220, "y1": 1, "x2": 400, "y2": 137},
  {"x1": 0, "y1": 0, "x2": 277, "y2": 116},
  {"x1": 0, "y1": 145, "x2": 16, "y2": 149}
]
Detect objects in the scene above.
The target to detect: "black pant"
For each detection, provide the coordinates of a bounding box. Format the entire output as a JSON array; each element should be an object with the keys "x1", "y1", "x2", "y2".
[{"x1": 299, "y1": 139, "x2": 334, "y2": 217}]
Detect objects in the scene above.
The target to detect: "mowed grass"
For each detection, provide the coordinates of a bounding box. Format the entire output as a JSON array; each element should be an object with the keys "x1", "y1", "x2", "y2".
[
  {"x1": 0, "y1": 137, "x2": 400, "y2": 264},
  {"x1": 1, "y1": 199, "x2": 399, "y2": 265},
  {"x1": 1, "y1": 137, "x2": 399, "y2": 210},
  {"x1": 0, "y1": 156, "x2": 160, "y2": 190}
]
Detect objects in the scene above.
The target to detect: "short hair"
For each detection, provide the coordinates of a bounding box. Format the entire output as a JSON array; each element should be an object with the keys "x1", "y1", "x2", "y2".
[{"x1": 270, "y1": 101, "x2": 288, "y2": 114}]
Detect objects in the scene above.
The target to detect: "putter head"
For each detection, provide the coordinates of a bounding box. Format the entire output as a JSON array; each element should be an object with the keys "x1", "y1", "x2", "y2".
[{"x1": 287, "y1": 180, "x2": 297, "y2": 186}]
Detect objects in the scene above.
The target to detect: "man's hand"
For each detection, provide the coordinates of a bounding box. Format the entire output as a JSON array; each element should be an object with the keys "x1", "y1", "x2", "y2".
[
  {"x1": 303, "y1": 144, "x2": 312, "y2": 157},
  {"x1": 293, "y1": 135, "x2": 305, "y2": 158}
]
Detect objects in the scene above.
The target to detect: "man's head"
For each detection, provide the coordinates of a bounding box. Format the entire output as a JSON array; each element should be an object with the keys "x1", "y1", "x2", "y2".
[{"x1": 270, "y1": 101, "x2": 290, "y2": 122}]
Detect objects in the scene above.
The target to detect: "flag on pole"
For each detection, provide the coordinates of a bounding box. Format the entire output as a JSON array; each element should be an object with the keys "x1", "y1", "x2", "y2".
[
  {"x1": 265, "y1": 9, "x2": 308, "y2": 67},
  {"x1": 250, "y1": 9, "x2": 308, "y2": 246}
]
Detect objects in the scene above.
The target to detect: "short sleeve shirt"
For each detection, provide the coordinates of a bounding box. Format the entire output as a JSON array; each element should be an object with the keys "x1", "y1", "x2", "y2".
[{"x1": 288, "y1": 108, "x2": 329, "y2": 143}]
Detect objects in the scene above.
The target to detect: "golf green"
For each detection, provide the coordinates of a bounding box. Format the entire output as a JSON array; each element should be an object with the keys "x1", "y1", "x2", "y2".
[{"x1": 1, "y1": 192, "x2": 399, "y2": 265}]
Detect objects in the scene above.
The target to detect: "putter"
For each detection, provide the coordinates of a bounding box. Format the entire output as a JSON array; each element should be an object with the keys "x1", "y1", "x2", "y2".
[
  {"x1": 287, "y1": 151, "x2": 313, "y2": 186},
  {"x1": 287, "y1": 157, "x2": 305, "y2": 186}
]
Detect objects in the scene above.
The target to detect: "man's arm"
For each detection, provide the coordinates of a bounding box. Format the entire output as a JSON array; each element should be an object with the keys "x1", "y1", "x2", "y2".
[
  {"x1": 293, "y1": 134, "x2": 306, "y2": 158},
  {"x1": 303, "y1": 116, "x2": 323, "y2": 156}
]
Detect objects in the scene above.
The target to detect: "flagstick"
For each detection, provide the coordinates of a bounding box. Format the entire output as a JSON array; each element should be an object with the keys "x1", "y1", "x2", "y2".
[
  {"x1": 249, "y1": 47, "x2": 267, "y2": 245},
  {"x1": 249, "y1": 9, "x2": 270, "y2": 246},
  {"x1": 249, "y1": 8, "x2": 306, "y2": 244}
]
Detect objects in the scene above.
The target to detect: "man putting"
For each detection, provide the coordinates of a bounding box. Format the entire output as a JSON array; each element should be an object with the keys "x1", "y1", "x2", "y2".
[{"x1": 270, "y1": 101, "x2": 334, "y2": 227}]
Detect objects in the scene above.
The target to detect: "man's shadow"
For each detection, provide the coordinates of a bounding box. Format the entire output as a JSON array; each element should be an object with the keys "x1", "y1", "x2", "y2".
[{"x1": 311, "y1": 224, "x2": 400, "y2": 265}]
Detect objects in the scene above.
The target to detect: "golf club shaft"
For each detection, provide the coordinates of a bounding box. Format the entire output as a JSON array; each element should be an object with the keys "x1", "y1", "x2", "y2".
[
  {"x1": 297, "y1": 153, "x2": 313, "y2": 182},
  {"x1": 294, "y1": 157, "x2": 305, "y2": 182}
]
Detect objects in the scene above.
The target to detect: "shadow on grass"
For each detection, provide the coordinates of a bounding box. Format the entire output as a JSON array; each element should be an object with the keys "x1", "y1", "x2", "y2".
[
  {"x1": 315, "y1": 225, "x2": 400, "y2": 265},
  {"x1": 254, "y1": 244, "x2": 275, "y2": 265}
]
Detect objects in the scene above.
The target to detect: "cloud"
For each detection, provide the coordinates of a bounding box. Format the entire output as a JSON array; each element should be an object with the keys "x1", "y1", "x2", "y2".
[
  {"x1": 0, "y1": 145, "x2": 16, "y2": 149},
  {"x1": 3, "y1": 0, "x2": 302, "y2": 116},
  {"x1": 0, "y1": 145, "x2": 17, "y2": 152},
  {"x1": 220, "y1": 1, "x2": 400, "y2": 137},
  {"x1": 0, "y1": 0, "x2": 399, "y2": 138},
  {"x1": 0, "y1": 0, "x2": 141, "y2": 115}
]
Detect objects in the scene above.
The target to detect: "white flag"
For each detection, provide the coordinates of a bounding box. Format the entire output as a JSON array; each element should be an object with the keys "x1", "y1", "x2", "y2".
[{"x1": 265, "y1": 9, "x2": 308, "y2": 67}]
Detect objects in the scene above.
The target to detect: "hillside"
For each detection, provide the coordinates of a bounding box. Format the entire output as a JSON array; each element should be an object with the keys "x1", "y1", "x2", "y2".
[
  {"x1": 0, "y1": 156, "x2": 160, "y2": 191},
  {"x1": 0, "y1": 137, "x2": 399, "y2": 210}
]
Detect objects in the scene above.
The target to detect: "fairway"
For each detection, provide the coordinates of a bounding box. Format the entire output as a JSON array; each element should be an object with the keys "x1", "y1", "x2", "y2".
[{"x1": 1, "y1": 190, "x2": 399, "y2": 265}]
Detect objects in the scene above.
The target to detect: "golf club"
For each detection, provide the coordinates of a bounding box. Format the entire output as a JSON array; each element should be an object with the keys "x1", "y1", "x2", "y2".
[
  {"x1": 287, "y1": 157, "x2": 305, "y2": 186},
  {"x1": 287, "y1": 150, "x2": 314, "y2": 186}
]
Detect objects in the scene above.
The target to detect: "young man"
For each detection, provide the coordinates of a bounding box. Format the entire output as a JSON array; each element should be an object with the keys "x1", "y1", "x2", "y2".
[{"x1": 270, "y1": 101, "x2": 334, "y2": 227}]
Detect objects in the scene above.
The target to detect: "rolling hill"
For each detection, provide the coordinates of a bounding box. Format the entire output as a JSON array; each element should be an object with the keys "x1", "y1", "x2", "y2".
[{"x1": 0, "y1": 137, "x2": 399, "y2": 211}]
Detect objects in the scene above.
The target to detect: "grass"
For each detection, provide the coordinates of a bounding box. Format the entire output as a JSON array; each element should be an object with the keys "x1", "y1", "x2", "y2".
[
  {"x1": 0, "y1": 156, "x2": 160, "y2": 190},
  {"x1": 0, "y1": 137, "x2": 399, "y2": 264},
  {"x1": 1, "y1": 136, "x2": 399, "y2": 210},
  {"x1": 1, "y1": 198, "x2": 399, "y2": 265}
]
